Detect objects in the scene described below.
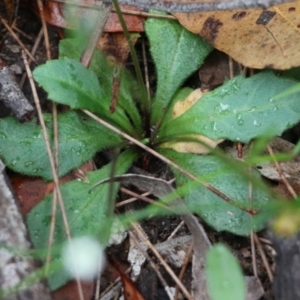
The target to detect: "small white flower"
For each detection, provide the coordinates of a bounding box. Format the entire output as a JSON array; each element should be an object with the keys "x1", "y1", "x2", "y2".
[{"x1": 62, "y1": 236, "x2": 105, "y2": 281}]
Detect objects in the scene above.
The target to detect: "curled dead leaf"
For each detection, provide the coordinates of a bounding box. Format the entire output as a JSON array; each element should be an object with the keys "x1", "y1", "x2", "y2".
[{"x1": 161, "y1": 89, "x2": 223, "y2": 154}]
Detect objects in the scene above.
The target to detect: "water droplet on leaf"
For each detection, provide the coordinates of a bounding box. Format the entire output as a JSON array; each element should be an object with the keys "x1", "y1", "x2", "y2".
[
  {"x1": 25, "y1": 161, "x2": 33, "y2": 167},
  {"x1": 0, "y1": 133, "x2": 7, "y2": 139},
  {"x1": 253, "y1": 120, "x2": 261, "y2": 127},
  {"x1": 220, "y1": 103, "x2": 230, "y2": 111}
]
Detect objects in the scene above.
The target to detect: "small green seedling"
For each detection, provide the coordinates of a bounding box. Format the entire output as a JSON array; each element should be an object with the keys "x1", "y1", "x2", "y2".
[{"x1": 0, "y1": 15, "x2": 300, "y2": 290}]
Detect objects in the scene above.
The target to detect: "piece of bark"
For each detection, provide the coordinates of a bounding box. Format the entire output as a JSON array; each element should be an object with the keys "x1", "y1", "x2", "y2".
[
  {"x1": 272, "y1": 232, "x2": 300, "y2": 300},
  {"x1": 0, "y1": 65, "x2": 34, "y2": 121},
  {"x1": 127, "y1": 225, "x2": 148, "y2": 280},
  {"x1": 0, "y1": 159, "x2": 51, "y2": 300},
  {"x1": 102, "y1": 0, "x2": 292, "y2": 12}
]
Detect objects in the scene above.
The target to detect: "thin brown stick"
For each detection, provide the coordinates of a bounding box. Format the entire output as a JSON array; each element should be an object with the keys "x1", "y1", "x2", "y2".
[
  {"x1": 250, "y1": 232, "x2": 258, "y2": 277},
  {"x1": 50, "y1": 66, "x2": 59, "y2": 269},
  {"x1": 131, "y1": 222, "x2": 193, "y2": 299},
  {"x1": 142, "y1": 39, "x2": 151, "y2": 102},
  {"x1": 47, "y1": 82, "x2": 60, "y2": 294},
  {"x1": 99, "y1": 281, "x2": 122, "y2": 299},
  {"x1": 115, "y1": 190, "x2": 152, "y2": 207},
  {"x1": 259, "y1": 237, "x2": 272, "y2": 245},
  {"x1": 20, "y1": 28, "x2": 44, "y2": 88},
  {"x1": 267, "y1": 144, "x2": 297, "y2": 199},
  {"x1": 119, "y1": 187, "x2": 180, "y2": 215},
  {"x1": 83, "y1": 109, "x2": 258, "y2": 215},
  {"x1": 129, "y1": 230, "x2": 174, "y2": 300},
  {"x1": 229, "y1": 56, "x2": 234, "y2": 79},
  {"x1": 167, "y1": 221, "x2": 185, "y2": 240},
  {"x1": 80, "y1": 3, "x2": 112, "y2": 68},
  {"x1": 114, "y1": 7, "x2": 176, "y2": 19},
  {"x1": 1, "y1": 16, "x2": 36, "y2": 63},
  {"x1": 98, "y1": 267, "x2": 131, "y2": 299},
  {"x1": 113, "y1": 290, "x2": 120, "y2": 300},
  {"x1": 12, "y1": 25, "x2": 33, "y2": 41},
  {"x1": 174, "y1": 241, "x2": 194, "y2": 300},
  {"x1": 94, "y1": 259, "x2": 103, "y2": 300},
  {"x1": 37, "y1": 0, "x2": 51, "y2": 60},
  {"x1": 254, "y1": 233, "x2": 274, "y2": 282},
  {"x1": 117, "y1": 178, "x2": 175, "y2": 207},
  {"x1": 45, "y1": 102, "x2": 59, "y2": 277},
  {"x1": 45, "y1": 191, "x2": 57, "y2": 276},
  {"x1": 120, "y1": 187, "x2": 156, "y2": 204},
  {"x1": 22, "y1": 52, "x2": 85, "y2": 300},
  {"x1": 36, "y1": 1, "x2": 61, "y2": 288},
  {"x1": 52, "y1": 104, "x2": 59, "y2": 171},
  {"x1": 248, "y1": 167, "x2": 258, "y2": 277}
]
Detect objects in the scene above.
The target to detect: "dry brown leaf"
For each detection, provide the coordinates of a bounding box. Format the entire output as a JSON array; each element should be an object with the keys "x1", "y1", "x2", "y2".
[
  {"x1": 199, "y1": 50, "x2": 240, "y2": 90},
  {"x1": 98, "y1": 32, "x2": 138, "y2": 64},
  {"x1": 161, "y1": 89, "x2": 223, "y2": 154},
  {"x1": 11, "y1": 161, "x2": 94, "y2": 216},
  {"x1": 52, "y1": 281, "x2": 94, "y2": 300},
  {"x1": 173, "y1": 0, "x2": 300, "y2": 69},
  {"x1": 161, "y1": 133, "x2": 223, "y2": 153},
  {"x1": 110, "y1": 260, "x2": 145, "y2": 300},
  {"x1": 26, "y1": 0, "x2": 144, "y2": 32}
]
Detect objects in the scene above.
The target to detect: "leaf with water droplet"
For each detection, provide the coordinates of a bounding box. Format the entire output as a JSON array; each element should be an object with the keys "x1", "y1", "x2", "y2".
[
  {"x1": 159, "y1": 89, "x2": 223, "y2": 153},
  {"x1": 144, "y1": 15, "x2": 212, "y2": 125},
  {"x1": 0, "y1": 111, "x2": 122, "y2": 180},
  {"x1": 158, "y1": 72, "x2": 300, "y2": 143},
  {"x1": 33, "y1": 57, "x2": 136, "y2": 135},
  {"x1": 161, "y1": 149, "x2": 270, "y2": 236},
  {"x1": 27, "y1": 150, "x2": 137, "y2": 290},
  {"x1": 59, "y1": 38, "x2": 143, "y2": 135},
  {"x1": 253, "y1": 120, "x2": 261, "y2": 127},
  {"x1": 206, "y1": 244, "x2": 245, "y2": 300}
]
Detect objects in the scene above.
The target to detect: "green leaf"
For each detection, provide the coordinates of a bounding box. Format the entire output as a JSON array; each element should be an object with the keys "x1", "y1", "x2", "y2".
[
  {"x1": 161, "y1": 149, "x2": 269, "y2": 236},
  {"x1": 33, "y1": 58, "x2": 135, "y2": 134},
  {"x1": 206, "y1": 244, "x2": 245, "y2": 300},
  {"x1": 0, "y1": 111, "x2": 122, "y2": 180},
  {"x1": 59, "y1": 38, "x2": 143, "y2": 135},
  {"x1": 144, "y1": 17, "x2": 212, "y2": 126},
  {"x1": 158, "y1": 72, "x2": 300, "y2": 143},
  {"x1": 27, "y1": 150, "x2": 137, "y2": 290}
]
